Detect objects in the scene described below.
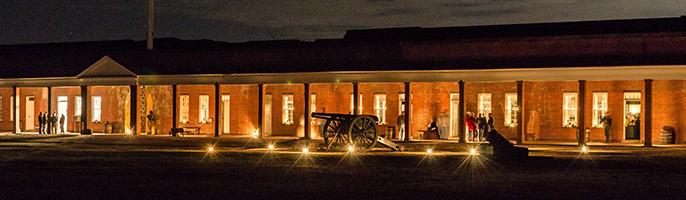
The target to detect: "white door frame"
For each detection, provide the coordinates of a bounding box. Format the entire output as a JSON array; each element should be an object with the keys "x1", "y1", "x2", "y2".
[
  {"x1": 264, "y1": 94, "x2": 272, "y2": 136},
  {"x1": 222, "y1": 95, "x2": 230, "y2": 134},
  {"x1": 26, "y1": 96, "x2": 34, "y2": 131}
]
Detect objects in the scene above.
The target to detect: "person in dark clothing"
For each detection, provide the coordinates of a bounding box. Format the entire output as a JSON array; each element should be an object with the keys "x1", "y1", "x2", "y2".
[
  {"x1": 50, "y1": 111, "x2": 58, "y2": 134},
  {"x1": 477, "y1": 113, "x2": 487, "y2": 142},
  {"x1": 487, "y1": 113, "x2": 495, "y2": 133},
  {"x1": 38, "y1": 112, "x2": 44, "y2": 134},
  {"x1": 426, "y1": 120, "x2": 439, "y2": 139},
  {"x1": 59, "y1": 114, "x2": 66, "y2": 133},
  {"x1": 601, "y1": 112, "x2": 612, "y2": 143}
]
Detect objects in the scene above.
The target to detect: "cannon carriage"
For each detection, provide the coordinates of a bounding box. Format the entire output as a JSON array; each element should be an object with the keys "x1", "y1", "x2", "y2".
[{"x1": 312, "y1": 112, "x2": 401, "y2": 152}]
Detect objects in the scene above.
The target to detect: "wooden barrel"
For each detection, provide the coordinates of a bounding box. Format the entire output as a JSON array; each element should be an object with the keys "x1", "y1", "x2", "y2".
[{"x1": 104, "y1": 123, "x2": 113, "y2": 133}]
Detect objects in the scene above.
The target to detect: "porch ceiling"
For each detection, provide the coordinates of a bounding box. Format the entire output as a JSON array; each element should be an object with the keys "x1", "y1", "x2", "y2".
[{"x1": 1, "y1": 65, "x2": 685, "y2": 87}]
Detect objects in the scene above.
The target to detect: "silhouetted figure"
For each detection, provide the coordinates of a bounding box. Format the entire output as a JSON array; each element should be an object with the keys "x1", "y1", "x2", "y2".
[
  {"x1": 38, "y1": 112, "x2": 44, "y2": 134},
  {"x1": 50, "y1": 111, "x2": 58, "y2": 134},
  {"x1": 59, "y1": 114, "x2": 66, "y2": 133}
]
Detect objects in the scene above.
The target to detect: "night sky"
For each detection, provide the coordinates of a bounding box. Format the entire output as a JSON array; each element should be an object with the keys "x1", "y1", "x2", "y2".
[{"x1": 1, "y1": 0, "x2": 684, "y2": 45}]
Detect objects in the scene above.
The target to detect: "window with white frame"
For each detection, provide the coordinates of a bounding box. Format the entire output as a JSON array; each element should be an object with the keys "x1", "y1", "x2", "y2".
[
  {"x1": 180, "y1": 95, "x2": 189, "y2": 124},
  {"x1": 350, "y1": 94, "x2": 362, "y2": 114},
  {"x1": 92, "y1": 96, "x2": 101, "y2": 122},
  {"x1": 505, "y1": 93, "x2": 518, "y2": 126},
  {"x1": 592, "y1": 92, "x2": 608, "y2": 127},
  {"x1": 563, "y1": 93, "x2": 578, "y2": 127},
  {"x1": 478, "y1": 93, "x2": 492, "y2": 116},
  {"x1": 374, "y1": 94, "x2": 387, "y2": 124},
  {"x1": 199, "y1": 95, "x2": 209, "y2": 124},
  {"x1": 310, "y1": 94, "x2": 316, "y2": 125},
  {"x1": 75, "y1": 96, "x2": 82, "y2": 116},
  {"x1": 283, "y1": 94, "x2": 294, "y2": 125}
]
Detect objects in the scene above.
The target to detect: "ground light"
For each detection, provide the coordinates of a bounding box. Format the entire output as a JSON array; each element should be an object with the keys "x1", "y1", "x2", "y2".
[
  {"x1": 253, "y1": 130, "x2": 259, "y2": 138},
  {"x1": 470, "y1": 149, "x2": 477, "y2": 155},
  {"x1": 348, "y1": 146, "x2": 354, "y2": 152},
  {"x1": 268, "y1": 145, "x2": 274, "y2": 150},
  {"x1": 582, "y1": 145, "x2": 588, "y2": 152},
  {"x1": 208, "y1": 147, "x2": 214, "y2": 152},
  {"x1": 302, "y1": 148, "x2": 309, "y2": 153},
  {"x1": 427, "y1": 149, "x2": 432, "y2": 154}
]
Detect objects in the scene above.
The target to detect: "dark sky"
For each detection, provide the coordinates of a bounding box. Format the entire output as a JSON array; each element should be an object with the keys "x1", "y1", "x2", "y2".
[{"x1": 1, "y1": 0, "x2": 684, "y2": 45}]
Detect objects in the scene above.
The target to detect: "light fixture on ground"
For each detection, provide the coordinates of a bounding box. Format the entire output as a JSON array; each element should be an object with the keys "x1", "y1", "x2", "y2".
[
  {"x1": 268, "y1": 145, "x2": 274, "y2": 150},
  {"x1": 253, "y1": 130, "x2": 259, "y2": 138},
  {"x1": 427, "y1": 149, "x2": 432, "y2": 154},
  {"x1": 582, "y1": 145, "x2": 588, "y2": 152},
  {"x1": 302, "y1": 148, "x2": 309, "y2": 153},
  {"x1": 208, "y1": 147, "x2": 214, "y2": 152},
  {"x1": 470, "y1": 149, "x2": 477, "y2": 154},
  {"x1": 348, "y1": 146, "x2": 354, "y2": 152}
]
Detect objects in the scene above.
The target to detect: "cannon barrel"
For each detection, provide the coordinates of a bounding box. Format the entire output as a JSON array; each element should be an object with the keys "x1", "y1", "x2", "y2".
[{"x1": 311, "y1": 112, "x2": 378, "y2": 122}]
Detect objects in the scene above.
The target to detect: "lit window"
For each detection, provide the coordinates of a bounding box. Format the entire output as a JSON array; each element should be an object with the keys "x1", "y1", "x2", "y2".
[
  {"x1": 505, "y1": 93, "x2": 518, "y2": 126},
  {"x1": 180, "y1": 95, "x2": 189, "y2": 124},
  {"x1": 199, "y1": 95, "x2": 209, "y2": 124},
  {"x1": 374, "y1": 94, "x2": 387, "y2": 124},
  {"x1": 92, "y1": 96, "x2": 101, "y2": 122},
  {"x1": 310, "y1": 94, "x2": 316, "y2": 124},
  {"x1": 563, "y1": 93, "x2": 578, "y2": 127},
  {"x1": 75, "y1": 96, "x2": 82, "y2": 115},
  {"x1": 283, "y1": 94, "x2": 294, "y2": 125},
  {"x1": 478, "y1": 93, "x2": 491, "y2": 116},
  {"x1": 592, "y1": 93, "x2": 608, "y2": 127},
  {"x1": 0, "y1": 96, "x2": 3, "y2": 121},
  {"x1": 350, "y1": 94, "x2": 362, "y2": 114}
]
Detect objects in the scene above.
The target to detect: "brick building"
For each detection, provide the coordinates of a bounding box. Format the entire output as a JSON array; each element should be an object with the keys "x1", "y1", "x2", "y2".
[{"x1": 1, "y1": 16, "x2": 686, "y2": 146}]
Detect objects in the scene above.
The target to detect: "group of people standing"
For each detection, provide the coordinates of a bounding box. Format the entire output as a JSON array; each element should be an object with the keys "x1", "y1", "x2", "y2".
[
  {"x1": 38, "y1": 111, "x2": 66, "y2": 134},
  {"x1": 466, "y1": 112, "x2": 494, "y2": 142}
]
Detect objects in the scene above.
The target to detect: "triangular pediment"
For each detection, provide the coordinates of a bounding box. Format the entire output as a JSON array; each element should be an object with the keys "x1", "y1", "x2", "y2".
[{"x1": 77, "y1": 56, "x2": 137, "y2": 78}]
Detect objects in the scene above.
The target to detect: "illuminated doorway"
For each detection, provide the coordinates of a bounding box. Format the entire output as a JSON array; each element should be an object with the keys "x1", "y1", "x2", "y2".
[
  {"x1": 58, "y1": 96, "x2": 68, "y2": 133},
  {"x1": 26, "y1": 96, "x2": 35, "y2": 131},
  {"x1": 624, "y1": 92, "x2": 641, "y2": 140},
  {"x1": 222, "y1": 95, "x2": 230, "y2": 134},
  {"x1": 449, "y1": 93, "x2": 460, "y2": 138},
  {"x1": 264, "y1": 94, "x2": 272, "y2": 136}
]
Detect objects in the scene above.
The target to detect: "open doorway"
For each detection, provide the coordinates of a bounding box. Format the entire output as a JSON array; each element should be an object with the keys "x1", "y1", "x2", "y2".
[
  {"x1": 58, "y1": 96, "x2": 68, "y2": 133},
  {"x1": 624, "y1": 92, "x2": 641, "y2": 140},
  {"x1": 222, "y1": 95, "x2": 230, "y2": 134}
]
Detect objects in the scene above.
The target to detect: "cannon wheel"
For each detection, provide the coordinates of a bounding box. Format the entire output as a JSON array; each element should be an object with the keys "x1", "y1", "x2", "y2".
[
  {"x1": 322, "y1": 119, "x2": 348, "y2": 151},
  {"x1": 348, "y1": 115, "x2": 378, "y2": 151}
]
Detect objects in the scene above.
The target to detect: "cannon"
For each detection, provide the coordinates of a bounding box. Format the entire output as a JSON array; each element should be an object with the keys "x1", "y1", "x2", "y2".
[{"x1": 312, "y1": 112, "x2": 401, "y2": 152}]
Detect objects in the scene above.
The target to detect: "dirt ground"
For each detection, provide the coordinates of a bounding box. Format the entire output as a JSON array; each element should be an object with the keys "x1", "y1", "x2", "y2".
[{"x1": 1, "y1": 134, "x2": 685, "y2": 199}]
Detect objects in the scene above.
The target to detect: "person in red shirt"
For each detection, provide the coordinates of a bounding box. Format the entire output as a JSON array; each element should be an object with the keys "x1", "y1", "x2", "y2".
[{"x1": 466, "y1": 112, "x2": 477, "y2": 142}]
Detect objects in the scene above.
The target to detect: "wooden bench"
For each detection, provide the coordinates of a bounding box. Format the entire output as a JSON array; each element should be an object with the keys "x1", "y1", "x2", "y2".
[{"x1": 183, "y1": 127, "x2": 201, "y2": 135}]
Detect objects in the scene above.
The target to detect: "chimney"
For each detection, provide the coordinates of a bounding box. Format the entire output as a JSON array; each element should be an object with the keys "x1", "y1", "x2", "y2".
[{"x1": 147, "y1": 0, "x2": 154, "y2": 50}]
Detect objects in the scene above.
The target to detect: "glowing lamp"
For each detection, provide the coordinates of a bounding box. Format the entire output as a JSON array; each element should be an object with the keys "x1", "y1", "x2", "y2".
[
  {"x1": 208, "y1": 147, "x2": 214, "y2": 152},
  {"x1": 582, "y1": 146, "x2": 587, "y2": 152},
  {"x1": 268, "y1": 145, "x2": 274, "y2": 150},
  {"x1": 427, "y1": 149, "x2": 432, "y2": 154},
  {"x1": 348, "y1": 146, "x2": 354, "y2": 152},
  {"x1": 470, "y1": 149, "x2": 476, "y2": 154},
  {"x1": 302, "y1": 148, "x2": 309, "y2": 153}
]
